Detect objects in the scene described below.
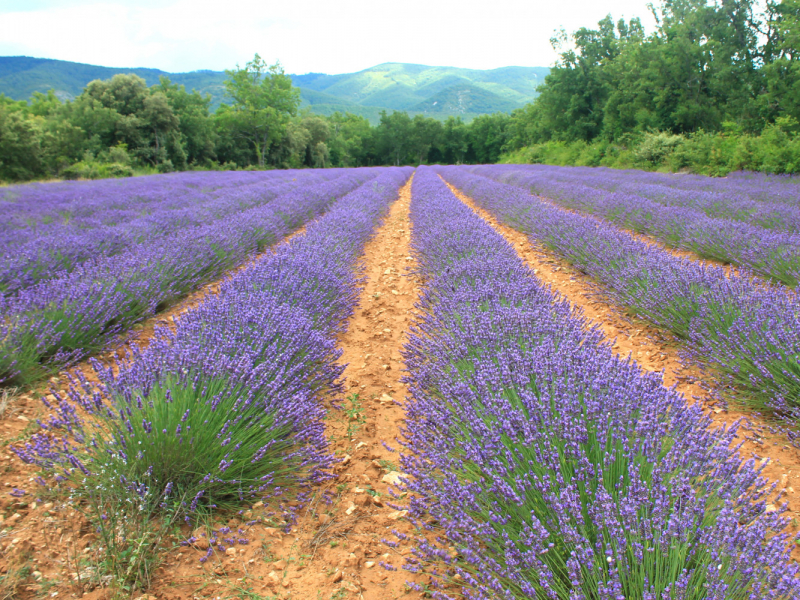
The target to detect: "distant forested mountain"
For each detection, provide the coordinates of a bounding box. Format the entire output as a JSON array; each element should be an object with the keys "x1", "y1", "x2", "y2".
[
  {"x1": 0, "y1": 57, "x2": 548, "y2": 122},
  {"x1": 290, "y1": 63, "x2": 548, "y2": 120}
]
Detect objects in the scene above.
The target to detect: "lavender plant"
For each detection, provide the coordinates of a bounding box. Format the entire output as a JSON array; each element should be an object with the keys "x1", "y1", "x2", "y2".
[
  {"x1": 12, "y1": 167, "x2": 412, "y2": 590},
  {"x1": 0, "y1": 169, "x2": 379, "y2": 385},
  {"x1": 477, "y1": 164, "x2": 800, "y2": 287},
  {"x1": 401, "y1": 168, "x2": 800, "y2": 600},
  {"x1": 439, "y1": 166, "x2": 800, "y2": 426}
]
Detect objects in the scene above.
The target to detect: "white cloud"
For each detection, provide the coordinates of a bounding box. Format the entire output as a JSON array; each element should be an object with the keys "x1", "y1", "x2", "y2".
[{"x1": 0, "y1": 0, "x2": 658, "y2": 74}]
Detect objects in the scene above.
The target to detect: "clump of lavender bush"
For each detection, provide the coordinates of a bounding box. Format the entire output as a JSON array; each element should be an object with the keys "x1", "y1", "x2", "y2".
[
  {"x1": 12, "y1": 167, "x2": 412, "y2": 590},
  {"x1": 401, "y1": 168, "x2": 800, "y2": 600},
  {"x1": 0, "y1": 169, "x2": 375, "y2": 385},
  {"x1": 439, "y1": 166, "x2": 800, "y2": 435}
]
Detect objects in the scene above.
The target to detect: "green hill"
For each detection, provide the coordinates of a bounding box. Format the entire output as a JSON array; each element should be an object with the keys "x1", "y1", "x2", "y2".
[
  {"x1": 409, "y1": 83, "x2": 520, "y2": 115},
  {"x1": 0, "y1": 57, "x2": 548, "y2": 123},
  {"x1": 292, "y1": 63, "x2": 549, "y2": 116},
  {"x1": 0, "y1": 56, "x2": 229, "y2": 108}
]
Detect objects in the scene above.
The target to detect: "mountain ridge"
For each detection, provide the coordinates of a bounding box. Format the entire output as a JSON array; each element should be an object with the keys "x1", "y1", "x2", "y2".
[{"x1": 0, "y1": 56, "x2": 548, "y2": 123}]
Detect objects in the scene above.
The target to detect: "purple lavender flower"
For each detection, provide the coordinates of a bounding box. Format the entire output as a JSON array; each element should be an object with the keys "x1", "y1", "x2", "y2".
[
  {"x1": 13, "y1": 167, "x2": 412, "y2": 527},
  {"x1": 0, "y1": 168, "x2": 381, "y2": 385},
  {"x1": 401, "y1": 167, "x2": 800, "y2": 599},
  {"x1": 439, "y1": 165, "x2": 800, "y2": 432}
]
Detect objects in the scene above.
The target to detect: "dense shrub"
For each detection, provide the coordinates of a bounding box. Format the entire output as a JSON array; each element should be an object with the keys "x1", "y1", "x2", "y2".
[
  {"x1": 61, "y1": 161, "x2": 135, "y2": 180},
  {"x1": 503, "y1": 125, "x2": 800, "y2": 176}
]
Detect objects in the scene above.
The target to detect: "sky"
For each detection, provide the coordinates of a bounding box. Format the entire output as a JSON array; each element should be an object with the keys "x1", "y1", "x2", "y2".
[{"x1": 0, "y1": 0, "x2": 659, "y2": 75}]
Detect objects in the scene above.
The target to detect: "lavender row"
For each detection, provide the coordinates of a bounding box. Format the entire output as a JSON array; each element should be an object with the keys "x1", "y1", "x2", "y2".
[
  {"x1": 591, "y1": 168, "x2": 800, "y2": 215},
  {"x1": 0, "y1": 168, "x2": 379, "y2": 385},
  {"x1": 438, "y1": 166, "x2": 800, "y2": 428},
  {"x1": 0, "y1": 169, "x2": 345, "y2": 294},
  {"x1": 0, "y1": 169, "x2": 302, "y2": 236},
  {"x1": 15, "y1": 167, "x2": 412, "y2": 526},
  {"x1": 572, "y1": 168, "x2": 800, "y2": 208},
  {"x1": 401, "y1": 167, "x2": 799, "y2": 599},
  {"x1": 639, "y1": 169, "x2": 800, "y2": 207},
  {"x1": 491, "y1": 164, "x2": 800, "y2": 230},
  {"x1": 474, "y1": 164, "x2": 800, "y2": 286}
]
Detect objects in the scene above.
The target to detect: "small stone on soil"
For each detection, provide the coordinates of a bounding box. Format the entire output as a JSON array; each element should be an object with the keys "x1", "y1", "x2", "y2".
[{"x1": 381, "y1": 471, "x2": 406, "y2": 486}]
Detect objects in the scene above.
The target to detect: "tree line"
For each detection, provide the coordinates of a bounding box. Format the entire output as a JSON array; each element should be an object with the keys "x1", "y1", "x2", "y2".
[
  {"x1": 0, "y1": 54, "x2": 511, "y2": 182},
  {"x1": 5, "y1": 0, "x2": 798, "y2": 181},
  {"x1": 501, "y1": 0, "x2": 800, "y2": 174}
]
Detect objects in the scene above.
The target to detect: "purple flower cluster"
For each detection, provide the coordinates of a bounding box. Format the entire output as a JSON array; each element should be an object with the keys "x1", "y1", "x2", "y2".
[
  {"x1": 476, "y1": 164, "x2": 800, "y2": 286},
  {"x1": 14, "y1": 167, "x2": 412, "y2": 514},
  {"x1": 0, "y1": 168, "x2": 380, "y2": 385},
  {"x1": 402, "y1": 167, "x2": 800, "y2": 599},
  {"x1": 0, "y1": 169, "x2": 343, "y2": 294},
  {"x1": 438, "y1": 166, "x2": 800, "y2": 427},
  {"x1": 490, "y1": 166, "x2": 800, "y2": 231}
]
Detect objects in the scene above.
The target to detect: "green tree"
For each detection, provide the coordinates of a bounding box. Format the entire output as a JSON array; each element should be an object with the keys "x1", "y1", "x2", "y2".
[
  {"x1": 605, "y1": 0, "x2": 763, "y2": 134},
  {"x1": 408, "y1": 115, "x2": 442, "y2": 165},
  {"x1": 374, "y1": 111, "x2": 414, "y2": 166},
  {"x1": 278, "y1": 120, "x2": 313, "y2": 167},
  {"x1": 305, "y1": 116, "x2": 331, "y2": 167},
  {"x1": 39, "y1": 114, "x2": 85, "y2": 174},
  {"x1": 0, "y1": 104, "x2": 43, "y2": 181},
  {"x1": 28, "y1": 90, "x2": 62, "y2": 117},
  {"x1": 467, "y1": 113, "x2": 511, "y2": 163},
  {"x1": 761, "y1": 0, "x2": 800, "y2": 125},
  {"x1": 296, "y1": 114, "x2": 330, "y2": 167},
  {"x1": 140, "y1": 91, "x2": 183, "y2": 169},
  {"x1": 221, "y1": 54, "x2": 300, "y2": 167},
  {"x1": 508, "y1": 0, "x2": 773, "y2": 147},
  {"x1": 525, "y1": 16, "x2": 637, "y2": 143},
  {"x1": 155, "y1": 76, "x2": 217, "y2": 166},
  {"x1": 311, "y1": 141, "x2": 330, "y2": 168},
  {"x1": 67, "y1": 74, "x2": 182, "y2": 168},
  {"x1": 436, "y1": 116, "x2": 469, "y2": 164},
  {"x1": 326, "y1": 112, "x2": 373, "y2": 166}
]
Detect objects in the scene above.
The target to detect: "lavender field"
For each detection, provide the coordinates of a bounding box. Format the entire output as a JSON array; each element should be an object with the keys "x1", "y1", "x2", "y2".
[
  {"x1": 479, "y1": 165, "x2": 800, "y2": 285},
  {"x1": 2, "y1": 165, "x2": 800, "y2": 598},
  {"x1": 0, "y1": 168, "x2": 378, "y2": 384},
  {"x1": 404, "y1": 166, "x2": 800, "y2": 599},
  {"x1": 440, "y1": 165, "x2": 800, "y2": 424}
]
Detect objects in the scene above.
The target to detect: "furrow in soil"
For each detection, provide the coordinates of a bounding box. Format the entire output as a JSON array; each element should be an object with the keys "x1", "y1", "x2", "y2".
[
  {"x1": 149, "y1": 179, "x2": 425, "y2": 599},
  {"x1": 445, "y1": 179, "x2": 800, "y2": 560}
]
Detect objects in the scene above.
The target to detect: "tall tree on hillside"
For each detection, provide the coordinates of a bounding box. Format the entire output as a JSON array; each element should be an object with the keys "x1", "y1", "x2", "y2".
[{"x1": 221, "y1": 55, "x2": 300, "y2": 168}]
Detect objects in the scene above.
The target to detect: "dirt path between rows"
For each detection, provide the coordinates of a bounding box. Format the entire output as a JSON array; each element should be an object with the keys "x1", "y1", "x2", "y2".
[
  {"x1": 444, "y1": 179, "x2": 800, "y2": 561},
  {"x1": 142, "y1": 179, "x2": 427, "y2": 600}
]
